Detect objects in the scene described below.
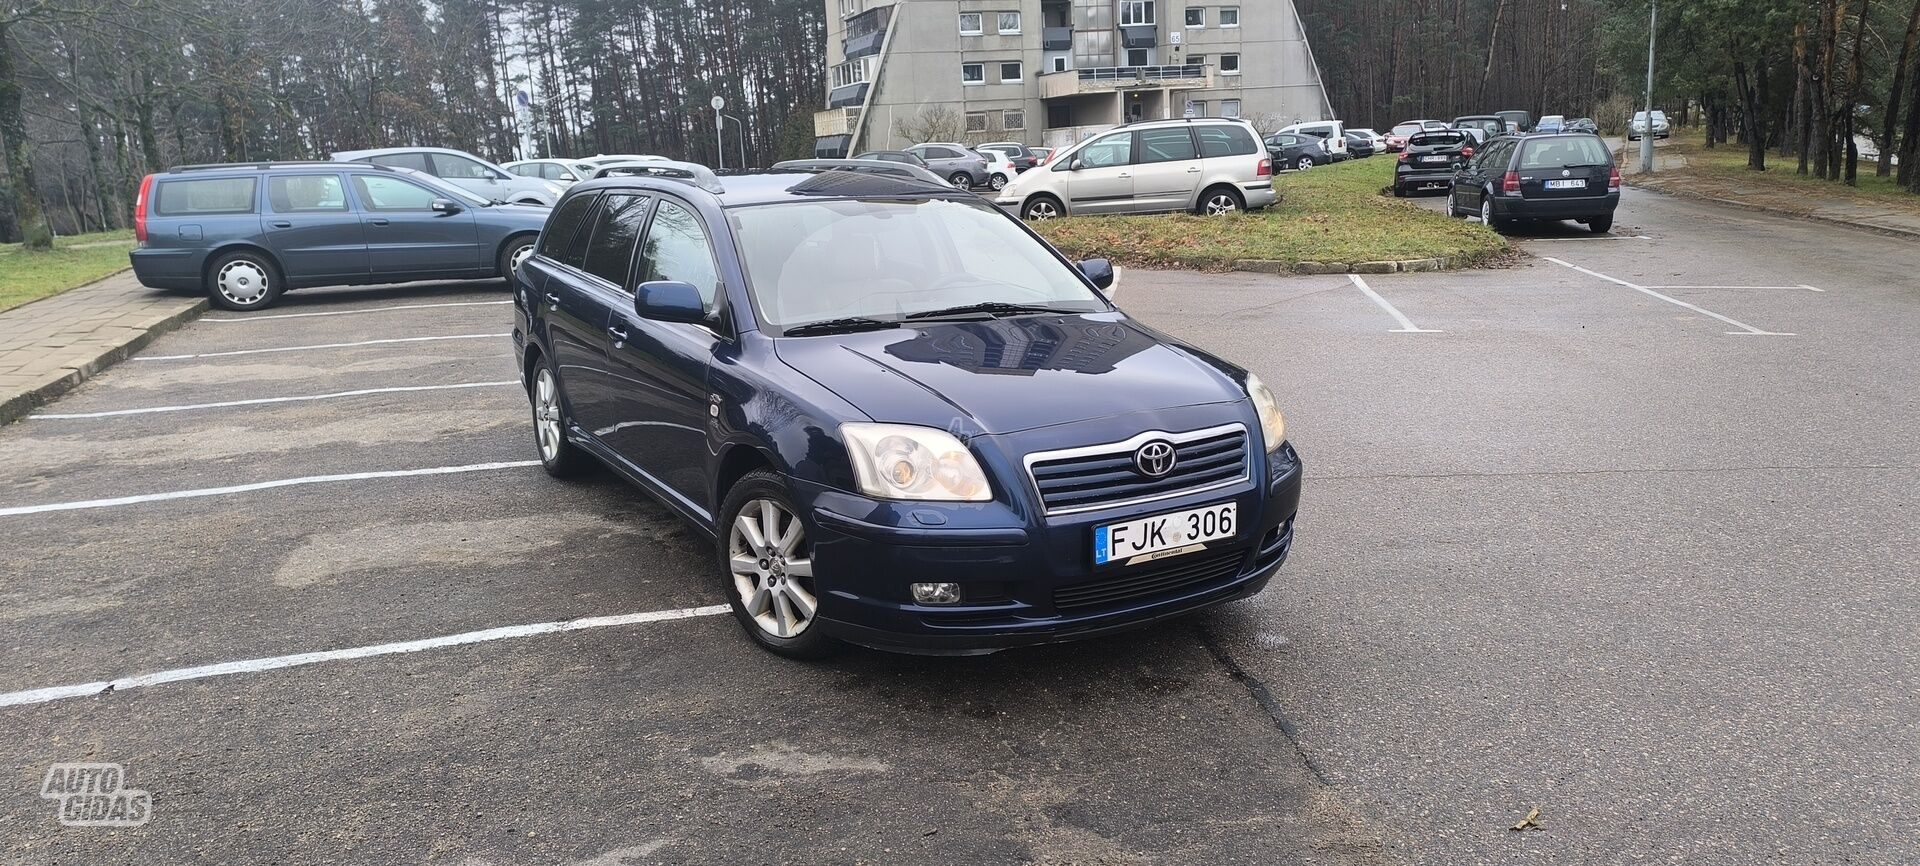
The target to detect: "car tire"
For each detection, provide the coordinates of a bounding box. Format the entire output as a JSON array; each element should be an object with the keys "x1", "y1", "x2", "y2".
[
  {"x1": 1480, "y1": 193, "x2": 1507, "y2": 232},
  {"x1": 499, "y1": 235, "x2": 536, "y2": 281},
  {"x1": 1022, "y1": 195, "x2": 1064, "y2": 221},
  {"x1": 529, "y1": 357, "x2": 590, "y2": 479},
  {"x1": 1588, "y1": 215, "x2": 1614, "y2": 234},
  {"x1": 718, "y1": 469, "x2": 837, "y2": 659},
  {"x1": 948, "y1": 172, "x2": 973, "y2": 189},
  {"x1": 1197, "y1": 185, "x2": 1245, "y2": 216},
  {"x1": 204, "y1": 249, "x2": 286, "y2": 312},
  {"x1": 989, "y1": 173, "x2": 1009, "y2": 191},
  {"x1": 1391, "y1": 183, "x2": 1405, "y2": 198},
  {"x1": 1296, "y1": 157, "x2": 1314, "y2": 172}
]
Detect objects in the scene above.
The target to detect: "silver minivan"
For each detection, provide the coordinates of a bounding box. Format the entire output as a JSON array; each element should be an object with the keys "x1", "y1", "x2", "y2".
[
  {"x1": 333, "y1": 147, "x2": 563, "y2": 206},
  {"x1": 994, "y1": 118, "x2": 1276, "y2": 219}
]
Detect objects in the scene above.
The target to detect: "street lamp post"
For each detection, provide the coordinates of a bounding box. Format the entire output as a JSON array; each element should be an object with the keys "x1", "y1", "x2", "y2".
[
  {"x1": 1640, "y1": 0, "x2": 1657, "y2": 174},
  {"x1": 711, "y1": 95, "x2": 727, "y2": 171},
  {"x1": 722, "y1": 113, "x2": 748, "y2": 169}
]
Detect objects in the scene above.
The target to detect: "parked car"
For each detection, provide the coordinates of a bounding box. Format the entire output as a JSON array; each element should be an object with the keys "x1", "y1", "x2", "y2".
[
  {"x1": 1385, "y1": 122, "x2": 1426, "y2": 152},
  {"x1": 1277, "y1": 120, "x2": 1347, "y2": 160},
  {"x1": 773, "y1": 158, "x2": 948, "y2": 186},
  {"x1": 513, "y1": 160, "x2": 1301, "y2": 657},
  {"x1": 1342, "y1": 130, "x2": 1377, "y2": 158},
  {"x1": 583, "y1": 154, "x2": 668, "y2": 165},
  {"x1": 853, "y1": 150, "x2": 932, "y2": 168},
  {"x1": 1266, "y1": 132, "x2": 1331, "y2": 172},
  {"x1": 130, "y1": 161, "x2": 549, "y2": 311},
  {"x1": 332, "y1": 146, "x2": 562, "y2": 206},
  {"x1": 504, "y1": 158, "x2": 600, "y2": 185},
  {"x1": 977, "y1": 141, "x2": 1043, "y2": 172},
  {"x1": 1347, "y1": 128, "x2": 1388, "y2": 153},
  {"x1": 1447, "y1": 132, "x2": 1620, "y2": 233},
  {"x1": 1536, "y1": 115, "x2": 1567, "y2": 134},
  {"x1": 998, "y1": 118, "x2": 1276, "y2": 219},
  {"x1": 1564, "y1": 117, "x2": 1599, "y2": 134},
  {"x1": 980, "y1": 149, "x2": 1021, "y2": 191},
  {"x1": 1628, "y1": 110, "x2": 1670, "y2": 141},
  {"x1": 1393, "y1": 129, "x2": 1475, "y2": 197},
  {"x1": 1453, "y1": 115, "x2": 1508, "y2": 140},
  {"x1": 1495, "y1": 110, "x2": 1534, "y2": 133},
  {"x1": 906, "y1": 143, "x2": 991, "y2": 188}
]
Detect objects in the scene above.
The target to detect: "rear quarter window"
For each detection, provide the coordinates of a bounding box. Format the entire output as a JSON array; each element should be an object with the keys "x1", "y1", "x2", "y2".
[
  {"x1": 154, "y1": 177, "x2": 257, "y2": 216},
  {"x1": 540, "y1": 193, "x2": 600, "y2": 265},
  {"x1": 1197, "y1": 125, "x2": 1257, "y2": 157}
]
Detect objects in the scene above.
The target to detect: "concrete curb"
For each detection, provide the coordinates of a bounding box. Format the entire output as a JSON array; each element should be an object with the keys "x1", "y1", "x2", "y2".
[
  {"x1": 1629, "y1": 179, "x2": 1920, "y2": 242},
  {"x1": 0, "y1": 296, "x2": 208, "y2": 426},
  {"x1": 1232, "y1": 257, "x2": 1450, "y2": 276}
]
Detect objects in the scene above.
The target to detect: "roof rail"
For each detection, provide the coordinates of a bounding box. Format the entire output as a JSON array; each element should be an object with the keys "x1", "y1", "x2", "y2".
[
  {"x1": 770, "y1": 158, "x2": 950, "y2": 188},
  {"x1": 167, "y1": 161, "x2": 395, "y2": 173},
  {"x1": 590, "y1": 160, "x2": 725, "y2": 194}
]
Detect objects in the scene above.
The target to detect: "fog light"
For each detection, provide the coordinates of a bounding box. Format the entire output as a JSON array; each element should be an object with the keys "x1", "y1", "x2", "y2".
[{"x1": 911, "y1": 583, "x2": 962, "y2": 605}]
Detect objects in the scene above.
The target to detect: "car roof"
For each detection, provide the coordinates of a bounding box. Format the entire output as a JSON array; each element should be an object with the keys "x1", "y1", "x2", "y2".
[
  {"x1": 332, "y1": 146, "x2": 486, "y2": 160},
  {"x1": 161, "y1": 160, "x2": 409, "y2": 177},
  {"x1": 568, "y1": 168, "x2": 966, "y2": 209}
]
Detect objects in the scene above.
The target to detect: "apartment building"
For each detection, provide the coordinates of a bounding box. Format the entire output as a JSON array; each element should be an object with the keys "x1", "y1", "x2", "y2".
[{"x1": 813, "y1": 0, "x2": 1332, "y2": 157}]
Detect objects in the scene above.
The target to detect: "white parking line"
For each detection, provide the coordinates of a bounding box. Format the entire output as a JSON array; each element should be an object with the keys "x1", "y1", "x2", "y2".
[
  {"x1": 1641, "y1": 284, "x2": 1825, "y2": 293},
  {"x1": 1347, "y1": 274, "x2": 1442, "y2": 333},
  {"x1": 0, "y1": 461, "x2": 539, "y2": 518},
  {"x1": 203, "y1": 300, "x2": 511, "y2": 322},
  {"x1": 136, "y1": 333, "x2": 511, "y2": 361},
  {"x1": 1542, "y1": 257, "x2": 1793, "y2": 336},
  {"x1": 0, "y1": 605, "x2": 731, "y2": 708},
  {"x1": 31, "y1": 381, "x2": 518, "y2": 419}
]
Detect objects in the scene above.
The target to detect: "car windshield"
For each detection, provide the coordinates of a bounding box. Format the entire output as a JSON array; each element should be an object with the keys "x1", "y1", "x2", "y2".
[
  {"x1": 1391, "y1": 124, "x2": 1422, "y2": 136},
  {"x1": 727, "y1": 197, "x2": 1107, "y2": 333},
  {"x1": 1518, "y1": 136, "x2": 1612, "y2": 169}
]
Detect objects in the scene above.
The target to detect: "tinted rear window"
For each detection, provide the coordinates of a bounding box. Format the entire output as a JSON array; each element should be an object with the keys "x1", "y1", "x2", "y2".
[
  {"x1": 1519, "y1": 137, "x2": 1612, "y2": 169},
  {"x1": 580, "y1": 194, "x2": 649, "y2": 285},
  {"x1": 540, "y1": 193, "x2": 599, "y2": 264},
  {"x1": 1197, "y1": 125, "x2": 1258, "y2": 157},
  {"x1": 154, "y1": 178, "x2": 256, "y2": 215}
]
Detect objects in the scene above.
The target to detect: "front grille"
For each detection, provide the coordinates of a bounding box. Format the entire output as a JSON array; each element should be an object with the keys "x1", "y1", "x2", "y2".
[
  {"x1": 1027, "y1": 425, "x2": 1248, "y2": 514},
  {"x1": 1053, "y1": 548, "x2": 1247, "y2": 613}
]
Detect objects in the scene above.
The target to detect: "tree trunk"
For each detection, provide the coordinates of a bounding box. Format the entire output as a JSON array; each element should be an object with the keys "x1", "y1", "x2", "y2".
[
  {"x1": 1882, "y1": 0, "x2": 1920, "y2": 177},
  {"x1": 0, "y1": 20, "x2": 51, "y2": 249},
  {"x1": 1735, "y1": 60, "x2": 1768, "y2": 171}
]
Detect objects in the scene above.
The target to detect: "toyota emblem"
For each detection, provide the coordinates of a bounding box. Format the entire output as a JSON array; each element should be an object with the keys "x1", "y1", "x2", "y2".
[{"x1": 1133, "y1": 440, "x2": 1177, "y2": 478}]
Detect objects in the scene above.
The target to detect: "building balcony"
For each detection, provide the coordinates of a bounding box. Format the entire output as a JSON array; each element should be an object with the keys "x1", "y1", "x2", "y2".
[
  {"x1": 1039, "y1": 65, "x2": 1212, "y2": 99},
  {"x1": 814, "y1": 107, "x2": 862, "y2": 137},
  {"x1": 827, "y1": 81, "x2": 869, "y2": 108},
  {"x1": 1042, "y1": 26, "x2": 1072, "y2": 51}
]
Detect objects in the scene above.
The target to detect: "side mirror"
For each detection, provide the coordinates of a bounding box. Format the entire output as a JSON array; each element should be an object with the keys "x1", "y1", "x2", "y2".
[
  {"x1": 1067, "y1": 158, "x2": 1085, "y2": 171},
  {"x1": 636, "y1": 280, "x2": 709, "y2": 325},
  {"x1": 430, "y1": 198, "x2": 464, "y2": 215},
  {"x1": 1077, "y1": 258, "x2": 1115, "y2": 290}
]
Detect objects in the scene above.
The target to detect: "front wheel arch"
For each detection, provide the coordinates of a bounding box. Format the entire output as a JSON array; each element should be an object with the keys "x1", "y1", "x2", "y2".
[{"x1": 496, "y1": 232, "x2": 539, "y2": 277}]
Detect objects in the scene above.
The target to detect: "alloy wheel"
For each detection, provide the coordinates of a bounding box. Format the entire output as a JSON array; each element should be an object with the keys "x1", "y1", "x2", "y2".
[
  {"x1": 509, "y1": 243, "x2": 535, "y2": 274},
  {"x1": 532, "y1": 367, "x2": 563, "y2": 464},
  {"x1": 1204, "y1": 193, "x2": 1240, "y2": 216},
  {"x1": 990, "y1": 174, "x2": 1008, "y2": 190},
  {"x1": 728, "y1": 499, "x2": 818, "y2": 638},
  {"x1": 1297, "y1": 157, "x2": 1313, "y2": 172},
  {"x1": 216, "y1": 260, "x2": 270, "y2": 306},
  {"x1": 1480, "y1": 198, "x2": 1493, "y2": 225},
  {"x1": 1025, "y1": 200, "x2": 1060, "y2": 221},
  {"x1": 949, "y1": 173, "x2": 971, "y2": 189}
]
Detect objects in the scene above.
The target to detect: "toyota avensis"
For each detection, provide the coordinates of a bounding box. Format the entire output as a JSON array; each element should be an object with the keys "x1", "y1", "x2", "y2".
[{"x1": 512, "y1": 161, "x2": 1302, "y2": 657}]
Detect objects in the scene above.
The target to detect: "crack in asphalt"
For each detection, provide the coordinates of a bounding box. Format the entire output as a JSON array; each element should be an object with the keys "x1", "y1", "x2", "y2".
[{"x1": 1197, "y1": 625, "x2": 1336, "y2": 787}]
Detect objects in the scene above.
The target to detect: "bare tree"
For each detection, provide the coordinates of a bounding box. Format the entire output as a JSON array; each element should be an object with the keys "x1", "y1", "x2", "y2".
[{"x1": 892, "y1": 106, "x2": 964, "y2": 144}]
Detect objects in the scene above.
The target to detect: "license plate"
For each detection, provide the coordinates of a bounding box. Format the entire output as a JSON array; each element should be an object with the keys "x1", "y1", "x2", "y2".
[
  {"x1": 1420, "y1": 156, "x2": 1449, "y2": 163},
  {"x1": 1545, "y1": 179, "x2": 1586, "y2": 189},
  {"x1": 1094, "y1": 502, "x2": 1237, "y2": 566}
]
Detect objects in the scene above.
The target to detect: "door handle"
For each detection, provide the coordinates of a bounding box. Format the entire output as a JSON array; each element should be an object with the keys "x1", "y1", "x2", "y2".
[
  {"x1": 606, "y1": 325, "x2": 630, "y2": 342},
  {"x1": 1186, "y1": 167, "x2": 1201, "y2": 173},
  {"x1": 543, "y1": 292, "x2": 561, "y2": 306},
  {"x1": 1117, "y1": 173, "x2": 1132, "y2": 179},
  {"x1": 269, "y1": 220, "x2": 292, "y2": 228},
  {"x1": 368, "y1": 218, "x2": 390, "y2": 227}
]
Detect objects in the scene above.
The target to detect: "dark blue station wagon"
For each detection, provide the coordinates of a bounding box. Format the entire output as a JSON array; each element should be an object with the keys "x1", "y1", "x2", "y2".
[
  {"x1": 130, "y1": 162, "x2": 550, "y2": 311},
  {"x1": 514, "y1": 162, "x2": 1302, "y2": 657}
]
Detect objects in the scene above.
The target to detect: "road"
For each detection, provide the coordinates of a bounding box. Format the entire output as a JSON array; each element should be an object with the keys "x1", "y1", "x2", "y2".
[{"x1": 1, "y1": 185, "x2": 1916, "y2": 865}]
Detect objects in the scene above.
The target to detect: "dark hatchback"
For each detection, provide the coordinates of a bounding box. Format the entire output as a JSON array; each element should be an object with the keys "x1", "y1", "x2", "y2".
[
  {"x1": 130, "y1": 162, "x2": 549, "y2": 311},
  {"x1": 1265, "y1": 132, "x2": 1330, "y2": 172},
  {"x1": 1393, "y1": 130, "x2": 1475, "y2": 196},
  {"x1": 1447, "y1": 133, "x2": 1620, "y2": 233},
  {"x1": 513, "y1": 162, "x2": 1302, "y2": 658}
]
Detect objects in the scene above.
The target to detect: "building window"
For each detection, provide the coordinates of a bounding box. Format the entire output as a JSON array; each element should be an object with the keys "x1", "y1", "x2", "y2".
[
  {"x1": 1120, "y1": 0, "x2": 1155, "y2": 26},
  {"x1": 1003, "y1": 109, "x2": 1026, "y2": 130},
  {"x1": 1221, "y1": 99, "x2": 1241, "y2": 118},
  {"x1": 958, "y1": 12, "x2": 983, "y2": 35},
  {"x1": 962, "y1": 63, "x2": 985, "y2": 85},
  {"x1": 1000, "y1": 61, "x2": 1023, "y2": 83},
  {"x1": 1052, "y1": 56, "x2": 1069, "y2": 72},
  {"x1": 1184, "y1": 6, "x2": 1204, "y2": 27},
  {"x1": 1219, "y1": 6, "x2": 1239, "y2": 27},
  {"x1": 1220, "y1": 53, "x2": 1241, "y2": 74},
  {"x1": 966, "y1": 112, "x2": 988, "y2": 133},
  {"x1": 1188, "y1": 54, "x2": 1205, "y2": 67},
  {"x1": 839, "y1": 0, "x2": 861, "y2": 18},
  {"x1": 998, "y1": 11, "x2": 1021, "y2": 34},
  {"x1": 1126, "y1": 47, "x2": 1152, "y2": 67},
  {"x1": 1187, "y1": 99, "x2": 1207, "y2": 117}
]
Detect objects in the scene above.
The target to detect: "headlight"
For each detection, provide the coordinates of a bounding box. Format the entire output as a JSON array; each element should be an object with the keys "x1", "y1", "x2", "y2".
[
  {"x1": 841, "y1": 423, "x2": 991, "y2": 502},
  {"x1": 1245, "y1": 373, "x2": 1286, "y2": 453}
]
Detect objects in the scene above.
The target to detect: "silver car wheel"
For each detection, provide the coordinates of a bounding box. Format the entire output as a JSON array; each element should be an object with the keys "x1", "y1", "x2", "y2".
[
  {"x1": 949, "y1": 172, "x2": 972, "y2": 189},
  {"x1": 990, "y1": 173, "x2": 1008, "y2": 191},
  {"x1": 215, "y1": 260, "x2": 270, "y2": 306},
  {"x1": 728, "y1": 499, "x2": 817, "y2": 638},
  {"x1": 1025, "y1": 200, "x2": 1060, "y2": 221},
  {"x1": 1297, "y1": 157, "x2": 1313, "y2": 172},
  {"x1": 1480, "y1": 198, "x2": 1494, "y2": 225},
  {"x1": 509, "y1": 243, "x2": 535, "y2": 274},
  {"x1": 532, "y1": 367, "x2": 563, "y2": 464},
  {"x1": 1204, "y1": 193, "x2": 1240, "y2": 216}
]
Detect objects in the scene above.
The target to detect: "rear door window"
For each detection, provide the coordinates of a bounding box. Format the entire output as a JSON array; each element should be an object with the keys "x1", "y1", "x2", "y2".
[
  {"x1": 154, "y1": 177, "x2": 257, "y2": 215},
  {"x1": 1519, "y1": 137, "x2": 1612, "y2": 169},
  {"x1": 268, "y1": 175, "x2": 347, "y2": 212},
  {"x1": 351, "y1": 175, "x2": 441, "y2": 211},
  {"x1": 367, "y1": 152, "x2": 432, "y2": 172},
  {"x1": 430, "y1": 153, "x2": 495, "y2": 180},
  {"x1": 1136, "y1": 128, "x2": 1198, "y2": 163},
  {"x1": 580, "y1": 194, "x2": 651, "y2": 286},
  {"x1": 540, "y1": 193, "x2": 599, "y2": 263},
  {"x1": 1197, "y1": 125, "x2": 1258, "y2": 157}
]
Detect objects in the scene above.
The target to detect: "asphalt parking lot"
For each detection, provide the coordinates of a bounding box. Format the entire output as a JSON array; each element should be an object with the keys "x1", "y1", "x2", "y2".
[{"x1": 3, "y1": 186, "x2": 1917, "y2": 865}]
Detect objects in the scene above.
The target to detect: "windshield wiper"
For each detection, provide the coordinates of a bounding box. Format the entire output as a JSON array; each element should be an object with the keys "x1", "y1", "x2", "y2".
[
  {"x1": 782, "y1": 317, "x2": 901, "y2": 336},
  {"x1": 903, "y1": 301, "x2": 1064, "y2": 320}
]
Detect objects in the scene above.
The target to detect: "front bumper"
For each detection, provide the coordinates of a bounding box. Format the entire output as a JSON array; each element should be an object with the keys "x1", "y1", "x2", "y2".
[
  {"x1": 1490, "y1": 191, "x2": 1620, "y2": 220},
  {"x1": 799, "y1": 441, "x2": 1304, "y2": 654}
]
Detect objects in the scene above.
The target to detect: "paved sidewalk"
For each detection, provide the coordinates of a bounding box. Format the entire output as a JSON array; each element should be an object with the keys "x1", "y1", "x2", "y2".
[
  {"x1": 0, "y1": 270, "x2": 204, "y2": 424},
  {"x1": 1620, "y1": 139, "x2": 1920, "y2": 239}
]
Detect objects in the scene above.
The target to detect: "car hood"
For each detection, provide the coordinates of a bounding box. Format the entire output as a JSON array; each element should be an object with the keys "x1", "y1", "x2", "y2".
[{"x1": 773, "y1": 313, "x2": 1245, "y2": 435}]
